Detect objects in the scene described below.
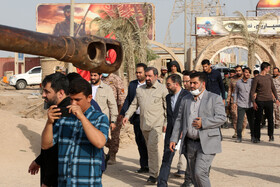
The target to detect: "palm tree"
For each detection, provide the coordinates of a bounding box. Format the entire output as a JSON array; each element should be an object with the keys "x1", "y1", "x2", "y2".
[
  {"x1": 89, "y1": 3, "x2": 157, "y2": 82},
  {"x1": 224, "y1": 11, "x2": 277, "y2": 70}
]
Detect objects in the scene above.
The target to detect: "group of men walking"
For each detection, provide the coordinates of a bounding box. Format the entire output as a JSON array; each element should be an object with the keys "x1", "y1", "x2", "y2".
[{"x1": 27, "y1": 58, "x2": 280, "y2": 187}]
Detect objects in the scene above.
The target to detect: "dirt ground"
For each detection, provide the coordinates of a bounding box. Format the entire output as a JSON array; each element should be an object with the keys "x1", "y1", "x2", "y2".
[{"x1": 0, "y1": 83, "x2": 280, "y2": 187}]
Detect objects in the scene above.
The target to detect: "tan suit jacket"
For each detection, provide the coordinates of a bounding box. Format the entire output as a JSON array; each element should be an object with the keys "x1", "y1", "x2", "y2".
[{"x1": 94, "y1": 81, "x2": 118, "y2": 122}]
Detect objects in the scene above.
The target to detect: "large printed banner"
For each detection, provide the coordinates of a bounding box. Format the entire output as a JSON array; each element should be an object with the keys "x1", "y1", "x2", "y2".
[
  {"x1": 36, "y1": 3, "x2": 155, "y2": 39},
  {"x1": 196, "y1": 17, "x2": 280, "y2": 36}
]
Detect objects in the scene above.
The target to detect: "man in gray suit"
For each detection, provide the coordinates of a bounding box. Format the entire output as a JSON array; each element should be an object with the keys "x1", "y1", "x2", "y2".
[{"x1": 170, "y1": 72, "x2": 226, "y2": 187}]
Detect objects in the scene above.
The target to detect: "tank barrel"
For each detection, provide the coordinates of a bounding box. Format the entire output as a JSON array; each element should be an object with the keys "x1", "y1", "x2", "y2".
[{"x1": 0, "y1": 24, "x2": 123, "y2": 73}]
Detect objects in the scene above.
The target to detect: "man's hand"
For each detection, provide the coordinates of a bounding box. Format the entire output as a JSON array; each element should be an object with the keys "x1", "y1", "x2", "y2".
[
  {"x1": 253, "y1": 102, "x2": 258, "y2": 111},
  {"x1": 28, "y1": 160, "x2": 40, "y2": 175},
  {"x1": 46, "y1": 105, "x2": 61, "y2": 124},
  {"x1": 232, "y1": 103, "x2": 237, "y2": 110},
  {"x1": 169, "y1": 142, "x2": 176, "y2": 152},
  {"x1": 192, "y1": 117, "x2": 202, "y2": 129},
  {"x1": 68, "y1": 104, "x2": 84, "y2": 119},
  {"x1": 110, "y1": 123, "x2": 116, "y2": 131},
  {"x1": 117, "y1": 115, "x2": 124, "y2": 124},
  {"x1": 276, "y1": 100, "x2": 280, "y2": 107},
  {"x1": 162, "y1": 126, "x2": 166, "y2": 133},
  {"x1": 223, "y1": 99, "x2": 226, "y2": 106},
  {"x1": 122, "y1": 117, "x2": 129, "y2": 126}
]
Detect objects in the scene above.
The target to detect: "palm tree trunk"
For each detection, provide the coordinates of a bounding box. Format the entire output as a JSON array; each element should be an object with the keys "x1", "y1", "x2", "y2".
[{"x1": 247, "y1": 44, "x2": 256, "y2": 71}]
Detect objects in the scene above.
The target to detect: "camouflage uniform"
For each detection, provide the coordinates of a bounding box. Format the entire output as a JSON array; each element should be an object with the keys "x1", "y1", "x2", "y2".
[
  {"x1": 227, "y1": 75, "x2": 247, "y2": 136},
  {"x1": 273, "y1": 76, "x2": 280, "y2": 128},
  {"x1": 102, "y1": 73, "x2": 126, "y2": 158}
]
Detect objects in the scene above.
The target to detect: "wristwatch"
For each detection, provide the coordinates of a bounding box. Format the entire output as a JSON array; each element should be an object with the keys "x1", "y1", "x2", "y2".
[{"x1": 111, "y1": 121, "x2": 115, "y2": 123}]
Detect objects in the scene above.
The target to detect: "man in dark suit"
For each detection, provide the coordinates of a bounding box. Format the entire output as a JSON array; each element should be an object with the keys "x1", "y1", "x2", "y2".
[
  {"x1": 170, "y1": 72, "x2": 226, "y2": 187},
  {"x1": 158, "y1": 74, "x2": 190, "y2": 186},
  {"x1": 120, "y1": 63, "x2": 149, "y2": 173}
]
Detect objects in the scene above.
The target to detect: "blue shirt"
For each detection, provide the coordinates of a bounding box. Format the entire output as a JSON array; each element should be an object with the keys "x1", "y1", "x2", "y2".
[{"x1": 53, "y1": 106, "x2": 109, "y2": 187}]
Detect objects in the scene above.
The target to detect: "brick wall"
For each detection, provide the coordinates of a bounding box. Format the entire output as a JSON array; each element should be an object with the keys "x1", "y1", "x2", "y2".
[{"x1": 0, "y1": 57, "x2": 41, "y2": 77}]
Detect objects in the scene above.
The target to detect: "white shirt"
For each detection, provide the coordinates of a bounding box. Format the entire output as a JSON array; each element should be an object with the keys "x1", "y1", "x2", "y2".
[
  {"x1": 171, "y1": 88, "x2": 182, "y2": 112},
  {"x1": 135, "y1": 81, "x2": 146, "y2": 114},
  {"x1": 91, "y1": 84, "x2": 99, "y2": 99},
  {"x1": 187, "y1": 90, "x2": 205, "y2": 140}
]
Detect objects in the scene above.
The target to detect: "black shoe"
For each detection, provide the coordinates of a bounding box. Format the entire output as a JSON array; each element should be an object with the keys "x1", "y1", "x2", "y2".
[
  {"x1": 136, "y1": 167, "x2": 149, "y2": 173},
  {"x1": 236, "y1": 138, "x2": 242, "y2": 143},
  {"x1": 174, "y1": 170, "x2": 185, "y2": 177},
  {"x1": 181, "y1": 181, "x2": 193, "y2": 187},
  {"x1": 269, "y1": 135, "x2": 274, "y2": 142},
  {"x1": 253, "y1": 138, "x2": 260, "y2": 143},
  {"x1": 147, "y1": 176, "x2": 157, "y2": 184}
]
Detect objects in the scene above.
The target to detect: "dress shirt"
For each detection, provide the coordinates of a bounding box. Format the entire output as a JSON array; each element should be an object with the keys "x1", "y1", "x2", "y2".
[
  {"x1": 171, "y1": 88, "x2": 182, "y2": 112},
  {"x1": 234, "y1": 78, "x2": 253, "y2": 108},
  {"x1": 53, "y1": 106, "x2": 109, "y2": 186},
  {"x1": 125, "y1": 81, "x2": 168, "y2": 131},
  {"x1": 91, "y1": 84, "x2": 99, "y2": 99},
  {"x1": 135, "y1": 81, "x2": 146, "y2": 114},
  {"x1": 187, "y1": 90, "x2": 205, "y2": 140}
]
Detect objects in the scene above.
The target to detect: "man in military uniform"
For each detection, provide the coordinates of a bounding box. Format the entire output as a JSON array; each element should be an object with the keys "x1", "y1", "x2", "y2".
[
  {"x1": 159, "y1": 66, "x2": 168, "y2": 85},
  {"x1": 53, "y1": 5, "x2": 86, "y2": 37},
  {"x1": 227, "y1": 65, "x2": 247, "y2": 138},
  {"x1": 101, "y1": 73, "x2": 126, "y2": 164},
  {"x1": 273, "y1": 67, "x2": 280, "y2": 129}
]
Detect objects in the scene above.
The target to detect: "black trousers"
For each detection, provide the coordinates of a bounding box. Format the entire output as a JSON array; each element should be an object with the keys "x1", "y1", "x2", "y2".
[
  {"x1": 130, "y1": 114, "x2": 148, "y2": 168},
  {"x1": 254, "y1": 100, "x2": 274, "y2": 139},
  {"x1": 237, "y1": 106, "x2": 254, "y2": 139}
]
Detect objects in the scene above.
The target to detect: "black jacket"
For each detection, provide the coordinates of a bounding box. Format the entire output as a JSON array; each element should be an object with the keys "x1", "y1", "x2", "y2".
[
  {"x1": 165, "y1": 89, "x2": 189, "y2": 146},
  {"x1": 36, "y1": 97, "x2": 71, "y2": 187},
  {"x1": 205, "y1": 69, "x2": 225, "y2": 99},
  {"x1": 120, "y1": 80, "x2": 139, "y2": 122}
]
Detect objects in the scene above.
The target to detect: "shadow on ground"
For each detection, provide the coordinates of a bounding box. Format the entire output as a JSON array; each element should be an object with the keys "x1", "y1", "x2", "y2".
[
  {"x1": 17, "y1": 124, "x2": 41, "y2": 156},
  {"x1": 212, "y1": 166, "x2": 280, "y2": 184},
  {"x1": 103, "y1": 155, "x2": 183, "y2": 186}
]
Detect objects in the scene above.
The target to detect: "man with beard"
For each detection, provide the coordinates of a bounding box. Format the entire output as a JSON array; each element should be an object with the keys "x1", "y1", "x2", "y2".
[
  {"x1": 272, "y1": 67, "x2": 280, "y2": 129},
  {"x1": 41, "y1": 78, "x2": 109, "y2": 186},
  {"x1": 226, "y1": 65, "x2": 247, "y2": 138},
  {"x1": 251, "y1": 62, "x2": 280, "y2": 142},
  {"x1": 90, "y1": 73, "x2": 118, "y2": 161},
  {"x1": 170, "y1": 72, "x2": 226, "y2": 187},
  {"x1": 120, "y1": 63, "x2": 149, "y2": 173},
  {"x1": 53, "y1": 5, "x2": 86, "y2": 37},
  {"x1": 182, "y1": 70, "x2": 191, "y2": 91},
  {"x1": 123, "y1": 67, "x2": 168, "y2": 184},
  {"x1": 28, "y1": 73, "x2": 70, "y2": 187},
  {"x1": 233, "y1": 68, "x2": 255, "y2": 142},
  {"x1": 101, "y1": 72, "x2": 126, "y2": 164},
  {"x1": 173, "y1": 70, "x2": 190, "y2": 178},
  {"x1": 159, "y1": 66, "x2": 168, "y2": 84},
  {"x1": 157, "y1": 74, "x2": 191, "y2": 187}
]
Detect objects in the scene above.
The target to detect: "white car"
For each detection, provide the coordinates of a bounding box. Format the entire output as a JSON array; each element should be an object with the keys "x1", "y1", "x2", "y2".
[{"x1": 9, "y1": 66, "x2": 42, "y2": 90}]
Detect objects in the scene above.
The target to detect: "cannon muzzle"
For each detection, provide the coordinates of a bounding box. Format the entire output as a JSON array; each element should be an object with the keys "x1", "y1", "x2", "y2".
[{"x1": 0, "y1": 24, "x2": 123, "y2": 73}]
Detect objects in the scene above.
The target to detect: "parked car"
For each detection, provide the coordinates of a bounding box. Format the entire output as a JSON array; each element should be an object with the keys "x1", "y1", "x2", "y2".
[
  {"x1": 9, "y1": 66, "x2": 42, "y2": 90},
  {"x1": 212, "y1": 66, "x2": 230, "y2": 79}
]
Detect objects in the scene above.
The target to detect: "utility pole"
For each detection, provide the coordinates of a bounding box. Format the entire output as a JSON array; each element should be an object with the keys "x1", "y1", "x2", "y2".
[
  {"x1": 165, "y1": 0, "x2": 225, "y2": 69},
  {"x1": 68, "y1": 0, "x2": 75, "y2": 73}
]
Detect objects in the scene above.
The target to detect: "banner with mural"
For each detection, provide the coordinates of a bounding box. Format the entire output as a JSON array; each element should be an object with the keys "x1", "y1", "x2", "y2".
[
  {"x1": 36, "y1": 3, "x2": 155, "y2": 40},
  {"x1": 196, "y1": 17, "x2": 280, "y2": 36}
]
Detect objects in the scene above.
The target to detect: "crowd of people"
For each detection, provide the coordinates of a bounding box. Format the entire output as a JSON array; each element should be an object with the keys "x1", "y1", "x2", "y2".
[{"x1": 27, "y1": 59, "x2": 279, "y2": 187}]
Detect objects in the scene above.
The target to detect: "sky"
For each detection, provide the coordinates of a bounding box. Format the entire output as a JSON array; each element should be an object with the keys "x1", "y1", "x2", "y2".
[{"x1": 0, "y1": 0, "x2": 260, "y2": 57}]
